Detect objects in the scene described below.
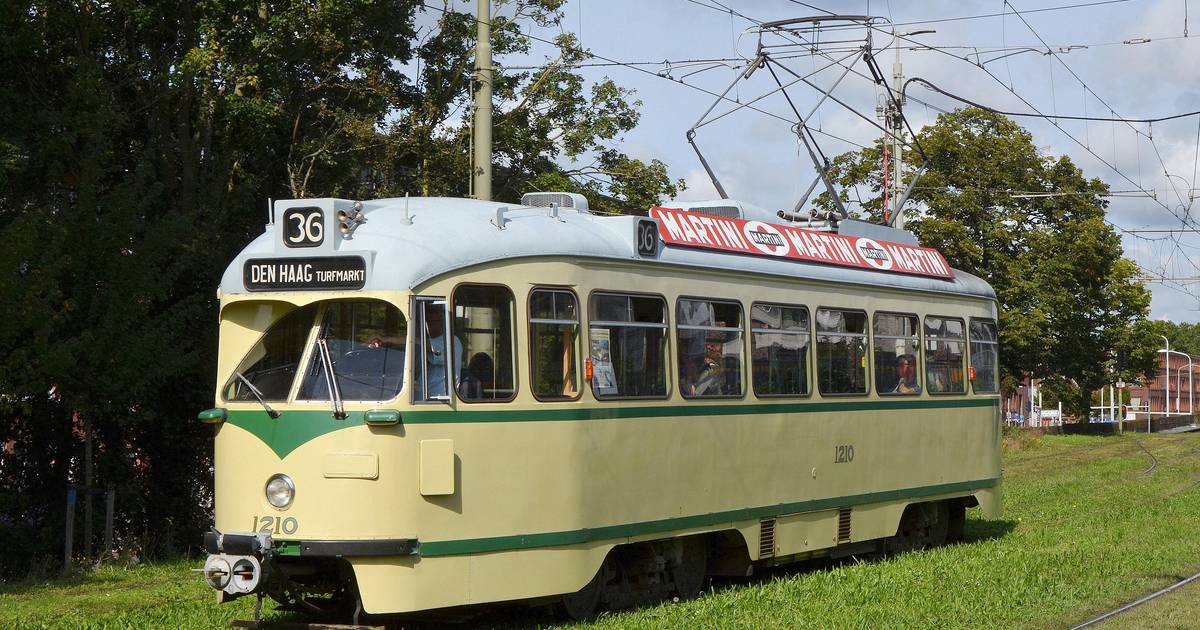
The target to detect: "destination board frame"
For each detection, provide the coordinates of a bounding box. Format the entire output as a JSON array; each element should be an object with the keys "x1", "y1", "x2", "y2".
[{"x1": 243, "y1": 256, "x2": 367, "y2": 291}]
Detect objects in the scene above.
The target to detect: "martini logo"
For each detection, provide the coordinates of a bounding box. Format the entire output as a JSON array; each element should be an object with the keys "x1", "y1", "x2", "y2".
[
  {"x1": 855, "y1": 237, "x2": 894, "y2": 270},
  {"x1": 743, "y1": 221, "x2": 790, "y2": 256}
]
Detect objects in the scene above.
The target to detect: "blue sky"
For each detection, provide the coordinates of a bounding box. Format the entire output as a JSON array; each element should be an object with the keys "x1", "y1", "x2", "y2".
[{"x1": 437, "y1": 0, "x2": 1200, "y2": 321}]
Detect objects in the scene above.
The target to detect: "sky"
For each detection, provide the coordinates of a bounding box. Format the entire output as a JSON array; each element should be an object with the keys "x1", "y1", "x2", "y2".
[{"x1": 433, "y1": 0, "x2": 1200, "y2": 322}]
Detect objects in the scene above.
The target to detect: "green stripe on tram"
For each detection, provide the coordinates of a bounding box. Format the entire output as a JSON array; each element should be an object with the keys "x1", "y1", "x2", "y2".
[
  {"x1": 225, "y1": 397, "x2": 998, "y2": 458},
  {"x1": 418, "y1": 477, "x2": 1000, "y2": 557}
]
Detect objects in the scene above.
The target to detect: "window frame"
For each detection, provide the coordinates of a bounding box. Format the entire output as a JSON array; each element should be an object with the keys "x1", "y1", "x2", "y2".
[
  {"x1": 527, "y1": 286, "x2": 583, "y2": 402},
  {"x1": 923, "y1": 314, "x2": 968, "y2": 396},
  {"x1": 451, "y1": 282, "x2": 520, "y2": 404},
  {"x1": 410, "y1": 295, "x2": 452, "y2": 405},
  {"x1": 872, "y1": 310, "x2": 922, "y2": 397},
  {"x1": 586, "y1": 289, "x2": 672, "y2": 401},
  {"x1": 675, "y1": 296, "x2": 746, "y2": 401},
  {"x1": 749, "y1": 301, "x2": 812, "y2": 399},
  {"x1": 968, "y1": 317, "x2": 1000, "y2": 395},
  {"x1": 292, "y1": 299, "x2": 410, "y2": 404},
  {"x1": 814, "y1": 306, "x2": 871, "y2": 397}
]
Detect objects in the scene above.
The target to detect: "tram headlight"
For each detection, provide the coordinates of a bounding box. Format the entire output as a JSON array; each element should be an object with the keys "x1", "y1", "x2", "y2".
[{"x1": 265, "y1": 474, "x2": 294, "y2": 509}]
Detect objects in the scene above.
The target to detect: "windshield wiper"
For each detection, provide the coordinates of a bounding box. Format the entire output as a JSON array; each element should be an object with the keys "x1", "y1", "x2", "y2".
[
  {"x1": 316, "y1": 338, "x2": 347, "y2": 419},
  {"x1": 234, "y1": 372, "x2": 280, "y2": 419}
]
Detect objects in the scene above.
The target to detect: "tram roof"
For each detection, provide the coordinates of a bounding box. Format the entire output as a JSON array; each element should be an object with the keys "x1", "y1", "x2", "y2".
[{"x1": 220, "y1": 196, "x2": 996, "y2": 301}]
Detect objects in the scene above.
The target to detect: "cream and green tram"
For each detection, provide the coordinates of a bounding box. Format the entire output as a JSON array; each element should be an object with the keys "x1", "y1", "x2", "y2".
[{"x1": 199, "y1": 194, "x2": 1001, "y2": 621}]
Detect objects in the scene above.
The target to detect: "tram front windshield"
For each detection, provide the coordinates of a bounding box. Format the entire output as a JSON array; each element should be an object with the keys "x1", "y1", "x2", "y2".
[{"x1": 224, "y1": 300, "x2": 407, "y2": 403}]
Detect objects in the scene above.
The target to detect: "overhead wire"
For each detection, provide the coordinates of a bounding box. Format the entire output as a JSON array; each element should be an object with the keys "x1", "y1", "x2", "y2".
[
  {"x1": 420, "y1": 0, "x2": 871, "y2": 163},
  {"x1": 998, "y1": 0, "x2": 1200, "y2": 285},
  {"x1": 699, "y1": 0, "x2": 1191, "y2": 284},
  {"x1": 1003, "y1": 1, "x2": 1193, "y2": 211},
  {"x1": 892, "y1": 0, "x2": 1137, "y2": 27},
  {"x1": 772, "y1": 0, "x2": 1200, "y2": 296},
  {"x1": 904, "y1": 77, "x2": 1200, "y2": 123}
]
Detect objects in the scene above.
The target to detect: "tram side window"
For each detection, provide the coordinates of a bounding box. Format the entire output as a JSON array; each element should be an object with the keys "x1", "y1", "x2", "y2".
[
  {"x1": 588, "y1": 293, "x2": 669, "y2": 398},
  {"x1": 969, "y1": 319, "x2": 999, "y2": 393},
  {"x1": 751, "y1": 303, "x2": 810, "y2": 397},
  {"x1": 925, "y1": 315, "x2": 966, "y2": 394},
  {"x1": 874, "y1": 313, "x2": 921, "y2": 396},
  {"x1": 529, "y1": 289, "x2": 580, "y2": 400},
  {"x1": 816, "y1": 308, "x2": 868, "y2": 395},
  {"x1": 677, "y1": 299, "x2": 743, "y2": 398},
  {"x1": 224, "y1": 304, "x2": 319, "y2": 402},
  {"x1": 298, "y1": 300, "x2": 407, "y2": 401},
  {"x1": 453, "y1": 285, "x2": 517, "y2": 401},
  {"x1": 412, "y1": 299, "x2": 455, "y2": 403}
]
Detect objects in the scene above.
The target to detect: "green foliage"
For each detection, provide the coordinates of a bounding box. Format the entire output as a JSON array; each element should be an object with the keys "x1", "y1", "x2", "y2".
[
  {"x1": 0, "y1": 0, "x2": 679, "y2": 577},
  {"x1": 821, "y1": 108, "x2": 1154, "y2": 417},
  {"x1": 367, "y1": 1, "x2": 684, "y2": 211}
]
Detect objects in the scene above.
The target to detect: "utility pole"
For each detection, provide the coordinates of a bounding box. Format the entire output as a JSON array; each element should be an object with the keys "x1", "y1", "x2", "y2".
[
  {"x1": 84, "y1": 418, "x2": 93, "y2": 564},
  {"x1": 890, "y1": 39, "x2": 904, "y2": 229},
  {"x1": 878, "y1": 30, "x2": 934, "y2": 229},
  {"x1": 472, "y1": 0, "x2": 493, "y2": 201},
  {"x1": 1029, "y1": 376, "x2": 1036, "y2": 427}
]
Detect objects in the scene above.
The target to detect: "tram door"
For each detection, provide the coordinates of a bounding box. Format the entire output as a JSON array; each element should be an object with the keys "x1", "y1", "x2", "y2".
[{"x1": 412, "y1": 297, "x2": 453, "y2": 403}]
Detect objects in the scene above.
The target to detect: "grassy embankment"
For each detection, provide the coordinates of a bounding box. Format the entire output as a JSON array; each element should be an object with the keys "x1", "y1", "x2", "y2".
[{"x1": 4, "y1": 432, "x2": 1200, "y2": 629}]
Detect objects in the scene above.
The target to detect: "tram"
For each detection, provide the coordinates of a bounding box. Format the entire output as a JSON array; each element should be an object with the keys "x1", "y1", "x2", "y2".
[{"x1": 198, "y1": 192, "x2": 1001, "y2": 620}]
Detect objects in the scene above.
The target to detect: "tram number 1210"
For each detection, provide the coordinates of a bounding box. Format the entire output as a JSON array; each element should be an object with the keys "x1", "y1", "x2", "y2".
[
  {"x1": 253, "y1": 515, "x2": 299, "y2": 535},
  {"x1": 834, "y1": 444, "x2": 855, "y2": 464}
]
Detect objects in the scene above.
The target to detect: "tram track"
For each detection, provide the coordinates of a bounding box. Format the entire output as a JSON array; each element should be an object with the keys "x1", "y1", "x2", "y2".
[
  {"x1": 1060, "y1": 435, "x2": 1200, "y2": 629},
  {"x1": 1067, "y1": 570, "x2": 1200, "y2": 629},
  {"x1": 1134, "y1": 439, "x2": 1158, "y2": 475}
]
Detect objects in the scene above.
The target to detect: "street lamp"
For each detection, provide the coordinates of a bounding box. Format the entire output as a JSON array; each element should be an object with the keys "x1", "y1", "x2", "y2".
[
  {"x1": 1177, "y1": 360, "x2": 1198, "y2": 416},
  {"x1": 1161, "y1": 335, "x2": 1171, "y2": 420}
]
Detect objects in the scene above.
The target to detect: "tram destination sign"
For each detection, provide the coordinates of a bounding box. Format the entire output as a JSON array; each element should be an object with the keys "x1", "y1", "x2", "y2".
[
  {"x1": 649, "y1": 206, "x2": 953, "y2": 279},
  {"x1": 243, "y1": 256, "x2": 367, "y2": 291}
]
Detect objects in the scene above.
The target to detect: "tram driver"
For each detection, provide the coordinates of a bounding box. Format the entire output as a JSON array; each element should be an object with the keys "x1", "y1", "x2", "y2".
[{"x1": 417, "y1": 305, "x2": 462, "y2": 400}]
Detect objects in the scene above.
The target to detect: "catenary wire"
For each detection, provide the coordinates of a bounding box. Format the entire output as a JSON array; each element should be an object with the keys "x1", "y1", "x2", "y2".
[{"x1": 761, "y1": 0, "x2": 1200, "y2": 295}]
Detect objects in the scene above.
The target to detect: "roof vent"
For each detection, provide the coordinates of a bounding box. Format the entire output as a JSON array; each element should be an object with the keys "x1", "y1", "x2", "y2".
[
  {"x1": 675, "y1": 199, "x2": 779, "y2": 224},
  {"x1": 521, "y1": 192, "x2": 589, "y2": 212},
  {"x1": 690, "y1": 205, "x2": 740, "y2": 219}
]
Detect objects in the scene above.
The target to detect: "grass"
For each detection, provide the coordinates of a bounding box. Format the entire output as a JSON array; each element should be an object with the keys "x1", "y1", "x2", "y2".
[
  {"x1": 3, "y1": 432, "x2": 1200, "y2": 629},
  {"x1": 1098, "y1": 575, "x2": 1200, "y2": 629}
]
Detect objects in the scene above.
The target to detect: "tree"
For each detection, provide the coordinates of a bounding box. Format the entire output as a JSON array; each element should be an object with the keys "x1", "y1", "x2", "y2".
[
  {"x1": 0, "y1": 0, "x2": 682, "y2": 575},
  {"x1": 820, "y1": 108, "x2": 1154, "y2": 417},
  {"x1": 365, "y1": 1, "x2": 683, "y2": 212}
]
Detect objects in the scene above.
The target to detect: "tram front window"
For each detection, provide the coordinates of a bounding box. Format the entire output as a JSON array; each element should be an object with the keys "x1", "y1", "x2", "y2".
[
  {"x1": 298, "y1": 301, "x2": 407, "y2": 401},
  {"x1": 224, "y1": 304, "x2": 320, "y2": 402},
  {"x1": 223, "y1": 300, "x2": 407, "y2": 404}
]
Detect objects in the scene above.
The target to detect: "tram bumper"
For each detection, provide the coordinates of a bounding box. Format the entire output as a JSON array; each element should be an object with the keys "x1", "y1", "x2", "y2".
[{"x1": 201, "y1": 531, "x2": 274, "y2": 600}]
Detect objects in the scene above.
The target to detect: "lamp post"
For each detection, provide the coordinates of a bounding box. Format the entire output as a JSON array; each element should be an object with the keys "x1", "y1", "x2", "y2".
[
  {"x1": 1161, "y1": 335, "x2": 1170, "y2": 419},
  {"x1": 1175, "y1": 362, "x2": 1190, "y2": 415},
  {"x1": 1178, "y1": 360, "x2": 1198, "y2": 416}
]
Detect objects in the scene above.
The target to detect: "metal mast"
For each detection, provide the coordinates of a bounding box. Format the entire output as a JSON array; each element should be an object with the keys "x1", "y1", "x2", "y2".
[
  {"x1": 472, "y1": 0, "x2": 493, "y2": 200},
  {"x1": 890, "y1": 37, "x2": 904, "y2": 228}
]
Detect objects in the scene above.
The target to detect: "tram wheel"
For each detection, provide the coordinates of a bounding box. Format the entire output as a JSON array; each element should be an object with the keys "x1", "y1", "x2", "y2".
[
  {"x1": 672, "y1": 536, "x2": 707, "y2": 600},
  {"x1": 888, "y1": 502, "x2": 949, "y2": 553},
  {"x1": 561, "y1": 563, "x2": 605, "y2": 621},
  {"x1": 929, "y1": 501, "x2": 950, "y2": 546},
  {"x1": 947, "y1": 501, "x2": 966, "y2": 542}
]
